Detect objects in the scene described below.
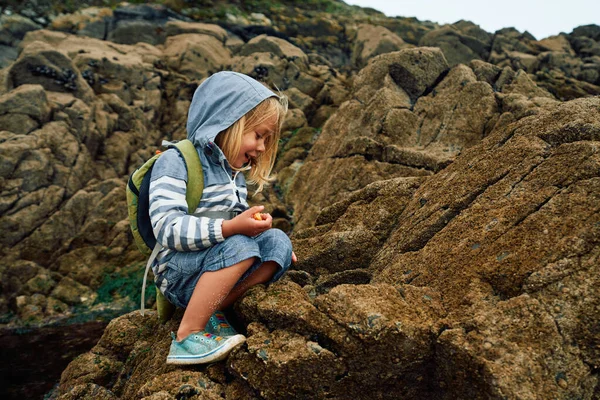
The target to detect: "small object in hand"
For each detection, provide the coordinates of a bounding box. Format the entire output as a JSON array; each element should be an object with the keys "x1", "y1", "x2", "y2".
[{"x1": 253, "y1": 212, "x2": 263, "y2": 221}]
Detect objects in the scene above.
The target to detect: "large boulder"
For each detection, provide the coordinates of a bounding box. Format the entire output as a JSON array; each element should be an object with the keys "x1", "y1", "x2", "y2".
[
  {"x1": 287, "y1": 47, "x2": 531, "y2": 229},
  {"x1": 370, "y1": 96, "x2": 600, "y2": 397},
  {"x1": 419, "y1": 20, "x2": 492, "y2": 66},
  {"x1": 6, "y1": 39, "x2": 95, "y2": 102},
  {"x1": 350, "y1": 23, "x2": 411, "y2": 68},
  {"x1": 230, "y1": 34, "x2": 347, "y2": 127},
  {"x1": 161, "y1": 33, "x2": 232, "y2": 80}
]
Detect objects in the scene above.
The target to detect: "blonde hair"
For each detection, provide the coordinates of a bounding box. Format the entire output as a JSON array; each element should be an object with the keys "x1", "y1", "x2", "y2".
[{"x1": 216, "y1": 95, "x2": 288, "y2": 193}]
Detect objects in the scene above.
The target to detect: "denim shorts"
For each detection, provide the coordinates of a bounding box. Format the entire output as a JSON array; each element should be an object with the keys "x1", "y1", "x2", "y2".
[{"x1": 160, "y1": 228, "x2": 292, "y2": 308}]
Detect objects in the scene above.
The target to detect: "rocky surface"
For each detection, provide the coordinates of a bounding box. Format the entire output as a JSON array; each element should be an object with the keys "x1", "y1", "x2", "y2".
[
  {"x1": 0, "y1": 1, "x2": 599, "y2": 399},
  {"x1": 55, "y1": 93, "x2": 600, "y2": 400}
]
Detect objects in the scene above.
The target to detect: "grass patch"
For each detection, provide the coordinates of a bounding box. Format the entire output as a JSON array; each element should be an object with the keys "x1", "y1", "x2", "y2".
[{"x1": 95, "y1": 263, "x2": 156, "y2": 308}]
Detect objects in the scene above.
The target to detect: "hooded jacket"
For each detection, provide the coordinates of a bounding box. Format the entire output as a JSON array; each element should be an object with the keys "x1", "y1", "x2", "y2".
[{"x1": 148, "y1": 72, "x2": 277, "y2": 286}]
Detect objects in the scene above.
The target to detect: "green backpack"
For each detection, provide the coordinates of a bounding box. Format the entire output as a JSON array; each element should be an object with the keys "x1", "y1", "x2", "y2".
[{"x1": 126, "y1": 139, "x2": 203, "y2": 323}]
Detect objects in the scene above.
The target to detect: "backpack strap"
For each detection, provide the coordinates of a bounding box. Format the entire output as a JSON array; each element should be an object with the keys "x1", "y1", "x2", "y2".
[{"x1": 174, "y1": 139, "x2": 204, "y2": 212}]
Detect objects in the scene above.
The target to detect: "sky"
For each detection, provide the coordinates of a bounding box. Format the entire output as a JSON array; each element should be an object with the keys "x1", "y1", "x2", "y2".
[{"x1": 344, "y1": 0, "x2": 599, "y2": 40}]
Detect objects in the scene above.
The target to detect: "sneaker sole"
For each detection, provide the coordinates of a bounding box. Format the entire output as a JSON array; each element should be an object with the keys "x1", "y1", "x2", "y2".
[{"x1": 166, "y1": 334, "x2": 246, "y2": 365}]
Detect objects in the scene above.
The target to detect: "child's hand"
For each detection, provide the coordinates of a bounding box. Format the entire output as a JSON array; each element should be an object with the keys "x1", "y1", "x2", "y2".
[{"x1": 222, "y1": 206, "x2": 272, "y2": 237}]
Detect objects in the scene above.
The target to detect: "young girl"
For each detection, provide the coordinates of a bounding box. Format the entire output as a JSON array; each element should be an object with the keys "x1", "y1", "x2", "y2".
[{"x1": 149, "y1": 71, "x2": 296, "y2": 365}]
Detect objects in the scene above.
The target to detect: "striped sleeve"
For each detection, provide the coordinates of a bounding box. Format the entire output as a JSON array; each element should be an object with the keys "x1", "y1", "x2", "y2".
[{"x1": 149, "y1": 149, "x2": 224, "y2": 251}]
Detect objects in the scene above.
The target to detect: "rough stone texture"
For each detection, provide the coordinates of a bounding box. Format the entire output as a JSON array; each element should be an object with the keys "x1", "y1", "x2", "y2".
[
  {"x1": 0, "y1": 4, "x2": 599, "y2": 399},
  {"x1": 50, "y1": 7, "x2": 113, "y2": 39},
  {"x1": 55, "y1": 98, "x2": 600, "y2": 400},
  {"x1": 287, "y1": 48, "x2": 537, "y2": 230},
  {"x1": 350, "y1": 23, "x2": 411, "y2": 68},
  {"x1": 293, "y1": 177, "x2": 423, "y2": 277},
  {"x1": 161, "y1": 33, "x2": 232, "y2": 80},
  {"x1": 164, "y1": 21, "x2": 229, "y2": 43},
  {"x1": 419, "y1": 20, "x2": 493, "y2": 67},
  {"x1": 0, "y1": 30, "x2": 170, "y2": 324}
]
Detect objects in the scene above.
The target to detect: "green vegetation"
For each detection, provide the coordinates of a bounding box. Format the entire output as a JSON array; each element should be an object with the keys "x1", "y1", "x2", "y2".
[
  {"x1": 3, "y1": 0, "x2": 360, "y2": 24},
  {"x1": 95, "y1": 262, "x2": 156, "y2": 308}
]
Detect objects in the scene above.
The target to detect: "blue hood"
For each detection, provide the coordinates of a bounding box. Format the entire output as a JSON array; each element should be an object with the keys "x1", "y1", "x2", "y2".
[{"x1": 186, "y1": 71, "x2": 277, "y2": 148}]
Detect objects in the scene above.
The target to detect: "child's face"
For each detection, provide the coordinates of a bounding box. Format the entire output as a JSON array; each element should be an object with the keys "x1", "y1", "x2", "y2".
[{"x1": 232, "y1": 116, "x2": 277, "y2": 168}]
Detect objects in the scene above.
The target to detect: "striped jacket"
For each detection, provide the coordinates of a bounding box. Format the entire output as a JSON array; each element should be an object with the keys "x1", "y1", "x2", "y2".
[{"x1": 149, "y1": 142, "x2": 249, "y2": 289}]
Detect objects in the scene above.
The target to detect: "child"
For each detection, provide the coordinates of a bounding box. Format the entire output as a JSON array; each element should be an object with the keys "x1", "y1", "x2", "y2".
[{"x1": 149, "y1": 71, "x2": 296, "y2": 365}]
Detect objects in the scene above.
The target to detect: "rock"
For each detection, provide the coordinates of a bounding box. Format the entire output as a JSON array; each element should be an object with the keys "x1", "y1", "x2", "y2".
[
  {"x1": 353, "y1": 47, "x2": 448, "y2": 104},
  {"x1": 59, "y1": 351, "x2": 123, "y2": 391},
  {"x1": 293, "y1": 177, "x2": 423, "y2": 275},
  {"x1": 164, "y1": 21, "x2": 228, "y2": 43},
  {"x1": 0, "y1": 84, "x2": 51, "y2": 134},
  {"x1": 106, "y1": 3, "x2": 187, "y2": 46},
  {"x1": 50, "y1": 7, "x2": 113, "y2": 39},
  {"x1": 538, "y1": 34, "x2": 576, "y2": 55},
  {"x1": 25, "y1": 269, "x2": 56, "y2": 295},
  {"x1": 162, "y1": 33, "x2": 232, "y2": 80},
  {"x1": 287, "y1": 48, "x2": 454, "y2": 229},
  {"x1": 7, "y1": 39, "x2": 95, "y2": 102},
  {"x1": 379, "y1": 16, "x2": 438, "y2": 46},
  {"x1": 0, "y1": 5, "x2": 598, "y2": 399},
  {"x1": 419, "y1": 20, "x2": 492, "y2": 66},
  {"x1": 314, "y1": 269, "x2": 372, "y2": 295},
  {"x1": 281, "y1": 108, "x2": 307, "y2": 132},
  {"x1": 284, "y1": 87, "x2": 314, "y2": 115},
  {"x1": 489, "y1": 27, "x2": 544, "y2": 71},
  {"x1": 58, "y1": 383, "x2": 118, "y2": 400},
  {"x1": 469, "y1": 59, "x2": 502, "y2": 85},
  {"x1": 350, "y1": 23, "x2": 411, "y2": 68},
  {"x1": 51, "y1": 276, "x2": 95, "y2": 306},
  {"x1": 0, "y1": 14, "x2": 41, "y2": 67},
  {"x1": 239, "y1": 34, "x2": 309, "y2": 66},
  {"x1": 231, "y1": 34, "x2": 320, "y2": 103},
  {"x1": 436, "y1": 295, "x2": 596, "y2": 398}
]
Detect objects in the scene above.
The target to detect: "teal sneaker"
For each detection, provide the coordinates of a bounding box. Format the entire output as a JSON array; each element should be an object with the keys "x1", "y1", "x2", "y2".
[
  {"x1": 166, "y1": 331, "x2": 245, "y2": 365},
  {"x1": 207, "y1": 310, "x2": 240, "y2": 338}
]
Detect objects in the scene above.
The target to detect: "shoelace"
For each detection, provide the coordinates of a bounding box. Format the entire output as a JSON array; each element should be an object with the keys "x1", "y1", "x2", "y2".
[
  {"x1": 214, "y1": 311, "x2": 231, "y2": 328},
  {"x1": 201, "y1": 332, "x2": 223, "y2": 341}
]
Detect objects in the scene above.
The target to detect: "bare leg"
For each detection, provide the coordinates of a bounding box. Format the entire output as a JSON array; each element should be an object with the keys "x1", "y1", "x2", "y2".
[
  {"x1": 219, "y1": 261, "x2": 278, "y2": 310},
  {"x1": 177, "y1": 257, "x2": 255, "y2": 341}
]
